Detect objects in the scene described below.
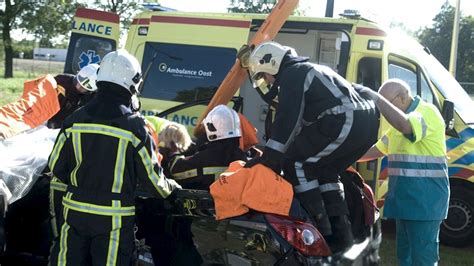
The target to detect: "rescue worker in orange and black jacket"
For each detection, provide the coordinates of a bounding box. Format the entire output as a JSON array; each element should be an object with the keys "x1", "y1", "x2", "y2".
[
  {"x1": 48, "y1": 49, "x2": 181, "y2": 266},
  {"x1": 244, "y1": 41, "x2": 380, "y2": 253},
  {"x1": 47, "y1": 63, "x2": 99, "y2": 129}
]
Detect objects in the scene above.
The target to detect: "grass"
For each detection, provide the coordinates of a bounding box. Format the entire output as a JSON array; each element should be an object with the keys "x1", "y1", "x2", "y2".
[
  {"x1": 379, "y1": 220, "x2": 474, "y2": 265},
  {"x1": 0, "y1": 58, "x2": 64, "y2": 105}
]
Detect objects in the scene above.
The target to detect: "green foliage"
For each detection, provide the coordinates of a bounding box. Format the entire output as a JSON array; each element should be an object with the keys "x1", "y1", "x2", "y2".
[
  {"x1": 228, "y1": 0, "x2": 276, "y2": 13},
  {"x1": 20, "y1": 1, "x2": 81, "y2": 48},
  {"x1": 417, "y1": 3, "x2": 474, "y2": 82},
  {"x1": 1, "y1": 0, "x2": 78, "y2": 77},
  {"x1": 92, "y1": 0, "x2": 144, "y2": 31},
  {"x1": 12, "y1": 39, "x2": 35, "y2": 59}
]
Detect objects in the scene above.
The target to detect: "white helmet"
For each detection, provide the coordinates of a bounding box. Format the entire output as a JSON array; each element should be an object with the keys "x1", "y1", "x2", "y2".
[
  {"x1": 96, "y1": 49, "x2": 142, "y2": 94},
  {"x1": 248, "y1": 41, "x2": 291, "y2": 82},
  {"x1": 76, "y1": 63, "x2": 99, "y2": 92},
  {"x1": 203, "y1": 105, "x2": 241, "y2": 142}
]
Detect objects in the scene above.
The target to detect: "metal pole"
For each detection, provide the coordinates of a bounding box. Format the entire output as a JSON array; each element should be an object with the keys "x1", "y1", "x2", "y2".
[
  {"x1": 325, "y1": 0, "x2": 334, "y2": 17},
  {"x1": 449, "y1": 0, "x2": 460, "y2": 77}
]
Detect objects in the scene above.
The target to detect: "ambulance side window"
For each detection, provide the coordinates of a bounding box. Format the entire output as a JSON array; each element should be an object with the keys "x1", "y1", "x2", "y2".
[
  {"x1": 388, "y1": 63, "x2": 417, "y2": 97},
  {"x1": 420, "y1": 74, "x2": 434, "y2": 104}
]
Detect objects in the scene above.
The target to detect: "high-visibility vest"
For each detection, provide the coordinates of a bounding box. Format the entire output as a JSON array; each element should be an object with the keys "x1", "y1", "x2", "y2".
[{"x1": 375, "y1": 96, "x2": 450, "y2": 220}]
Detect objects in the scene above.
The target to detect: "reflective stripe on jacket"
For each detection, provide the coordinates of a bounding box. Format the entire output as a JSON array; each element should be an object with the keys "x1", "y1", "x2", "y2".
[
  {"x1": 48, "y1": 91, "x2": 176, "y2": 217},
  {"x1": 375, "y1": 96, "x2": 450, "y2": 220},
  {"x1": 168, "y1": 139, "x2": 247, "y2": 190}
]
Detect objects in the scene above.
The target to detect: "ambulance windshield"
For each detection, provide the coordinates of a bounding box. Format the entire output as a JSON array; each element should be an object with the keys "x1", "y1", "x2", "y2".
[{"x1": 420, "y1": 52, "x2": 474, "y2": 125}]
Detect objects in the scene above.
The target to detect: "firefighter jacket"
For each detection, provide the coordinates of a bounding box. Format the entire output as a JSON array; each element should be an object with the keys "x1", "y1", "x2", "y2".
[
  {"x1": 375, "y1": 96, "x2": 449, "y2": 220},
  {"x1": 167, "y1": 138, "x2": 247, "y2": 190},
  {"x1": 264, "y1": 55, "x2": 377, "y2": 164},
  {"x1": 47, "y1": 74, "x2": 95, "y2": 129},
  {"x1": 48, "y1": 86, "x2": 179, "y2": 219}
]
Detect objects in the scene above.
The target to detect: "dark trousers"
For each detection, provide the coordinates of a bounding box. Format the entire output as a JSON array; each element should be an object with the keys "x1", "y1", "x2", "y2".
[
  {"x1": 283, "y1": 110, "x2": 379, "y2": 250},
  {"x1": 49, "y1": 206, "x2": 135, "y2": 266}
]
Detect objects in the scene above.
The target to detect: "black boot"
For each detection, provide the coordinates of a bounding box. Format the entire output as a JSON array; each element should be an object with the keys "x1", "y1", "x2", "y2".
[
  {"x1": 321, "y1": 187, "x2": 354, "y2": 253},
  {"x1": 296, "y1": 189, "x2": 332, "y2": 236},
  {"x1": 326, "y1": 215, "x2": 354, "y2": 253}
]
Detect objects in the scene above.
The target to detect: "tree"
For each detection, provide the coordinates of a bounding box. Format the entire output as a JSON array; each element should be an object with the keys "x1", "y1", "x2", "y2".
[
  {"x1": 417, "y1": 3, "x2": 474, "y2": 83},
  {"x1": 228, "y1": 0, "x2": 276, "y2": 13},
  {"x1": 1, "y1": 0, "x2": 31, "y2": 78},
  {"x1": 93, "y1": 0, "x2": 143, "y2": 31},
  {"x1": 20, "y1": 2, "x2": 81, "y2": 48},
  {"x1": 1, "y1": 1, "x2": 78, "y2": 78}
]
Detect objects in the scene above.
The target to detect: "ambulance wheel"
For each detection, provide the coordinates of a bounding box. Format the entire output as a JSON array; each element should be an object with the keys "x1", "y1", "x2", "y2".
[{"x1": 440, "y1": 186, "x2": 474, "y2": 247}]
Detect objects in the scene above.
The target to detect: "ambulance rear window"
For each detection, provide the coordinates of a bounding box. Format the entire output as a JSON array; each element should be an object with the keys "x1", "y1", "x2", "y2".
[
  {"x1": 70, "y1": 36, "x2": 114, "y2": 74},
  {"x1": 140, "y1": 42, "x2": 236, "y2": 103}
]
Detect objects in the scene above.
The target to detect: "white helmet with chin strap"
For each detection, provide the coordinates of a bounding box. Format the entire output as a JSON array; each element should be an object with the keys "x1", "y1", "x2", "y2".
[
  {"x1": 96, "y1": 49, "x2": 142, "y2": 94},
  {"x1": 76, "y1": 63, "x2": 99, "y2": 92},
  {"x1": 203, "y1": 105, "x2": 241, "y2": 142},
  {"x1": 248, "y1": 41, "x2": 291, "y2": 83}
]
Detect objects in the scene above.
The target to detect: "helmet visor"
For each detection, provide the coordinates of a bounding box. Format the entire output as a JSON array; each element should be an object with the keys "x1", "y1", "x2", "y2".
[
  {"x1": 76, "y1": 75, "x2": 95, "y2": 91},
  {"x1": 250, "y1": 71, "x2": 266, "y2": 88},
  {"x1": 250, "y1": 73, "x2": 279, "y2": 109}
]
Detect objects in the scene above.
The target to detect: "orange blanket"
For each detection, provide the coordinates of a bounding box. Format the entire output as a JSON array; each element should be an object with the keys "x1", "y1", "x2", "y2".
[
  {"x1": 0, "y1": 75, "x2": 59, "y2": 139},
  {"x1": 238, "y1": 113, "x2": 259, "y2": 152},
  {"x1": 210, "y1": 161, "x2": 293, "y2": 220}
]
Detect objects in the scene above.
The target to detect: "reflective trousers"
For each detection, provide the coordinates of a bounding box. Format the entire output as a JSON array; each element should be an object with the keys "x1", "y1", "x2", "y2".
[
  {"x1": 49, "y1": 191, "x2": 135, "y2": 266},
  {"x1": 396, "y1": 219, "x2": 441, "y2": 266}
]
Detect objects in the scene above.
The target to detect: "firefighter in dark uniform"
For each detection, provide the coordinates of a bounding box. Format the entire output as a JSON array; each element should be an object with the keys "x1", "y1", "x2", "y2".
[
  {"x1": 49, "y1": 63, "x2": 100, "y2": 244},
  {"x1": 245, "y1": 41, "x2": 380, "y2": 252},
  {"x1": 48, "y1": 63, "x2": 100, "y2": 129},
  {"x1": 48, "y1": 49, "x2": 181, "y2": 266},
  {"x1": 168, "y1": 105, "x2": 247, "y2": 190},
  {"x1": 138, "y1": 105, "x2": 247, "y2": 265}
]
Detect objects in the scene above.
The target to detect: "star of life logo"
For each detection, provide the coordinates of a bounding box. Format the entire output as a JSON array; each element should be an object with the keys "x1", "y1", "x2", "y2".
[{"x1": 78, "y1": 50, "x2": 101, "y2": 69}]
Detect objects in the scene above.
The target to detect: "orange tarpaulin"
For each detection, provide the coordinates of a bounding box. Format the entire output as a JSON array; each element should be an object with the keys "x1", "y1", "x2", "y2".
[
  {"x1": 0, "y1": 75, "x2": 59, "y2": 139},
  {"x1": 210, "y1": 160, "x2": 293, "y2": 220},
  {"x1": 238, "y1": 113, "x2": 259, "y2": 152}
]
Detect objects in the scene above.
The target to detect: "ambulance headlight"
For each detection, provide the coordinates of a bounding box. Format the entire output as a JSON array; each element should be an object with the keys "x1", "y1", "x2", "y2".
[
  {"x1": 368, "y1": 40, "x2": 383, "y2": 50},
  {"x1": 138, "y1": 26, "x2": 149, "y2": 36}
]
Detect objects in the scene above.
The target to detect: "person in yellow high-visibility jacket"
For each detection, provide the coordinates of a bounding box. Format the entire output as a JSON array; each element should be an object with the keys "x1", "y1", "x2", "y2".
[{"x1": 358, "y1": 79, "x2": 449, "y2": 266}]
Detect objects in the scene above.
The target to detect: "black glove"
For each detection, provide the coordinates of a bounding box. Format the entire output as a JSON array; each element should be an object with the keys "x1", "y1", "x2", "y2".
[{"x1": 244, "y1": 148, "x2": 282, "y2": 174}]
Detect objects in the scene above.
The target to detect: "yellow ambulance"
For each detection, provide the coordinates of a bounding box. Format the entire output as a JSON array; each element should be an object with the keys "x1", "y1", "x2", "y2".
[{"x1": 66, "y1": 8, "x2": 474, "y2": 247}]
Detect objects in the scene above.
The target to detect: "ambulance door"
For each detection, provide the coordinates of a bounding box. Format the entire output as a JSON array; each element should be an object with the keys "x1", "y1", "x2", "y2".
[
  {"x1": 353, "y1": 55, "x2": 382, "y2": 194},
  {"x1": 134, "y1": 13, "x2": 251, "y2": 134},
  {"x1": 63, "y1": 8, "x2": 120, "y2": 74}
]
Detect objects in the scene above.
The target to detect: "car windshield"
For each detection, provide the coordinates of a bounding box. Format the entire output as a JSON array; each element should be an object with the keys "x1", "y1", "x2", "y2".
[{"x1": 419, "y1": 51, "x2": 474, "y2": 125}]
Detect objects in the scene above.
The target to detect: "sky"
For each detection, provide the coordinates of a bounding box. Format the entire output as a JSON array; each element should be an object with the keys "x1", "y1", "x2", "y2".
[{"x1": 159, "y1": 0, "x2": 474, "y2": 32}]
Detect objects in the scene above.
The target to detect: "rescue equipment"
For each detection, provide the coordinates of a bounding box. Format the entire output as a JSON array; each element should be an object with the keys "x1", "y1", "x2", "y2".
[{"x1": 0, "y1": 75, "x2": 59, "y2": 139}]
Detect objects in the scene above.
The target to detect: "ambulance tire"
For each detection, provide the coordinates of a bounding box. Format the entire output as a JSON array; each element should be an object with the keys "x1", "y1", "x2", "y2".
[{"x1": 440, "y1": 186, "x2": 474, "y2": 247}]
